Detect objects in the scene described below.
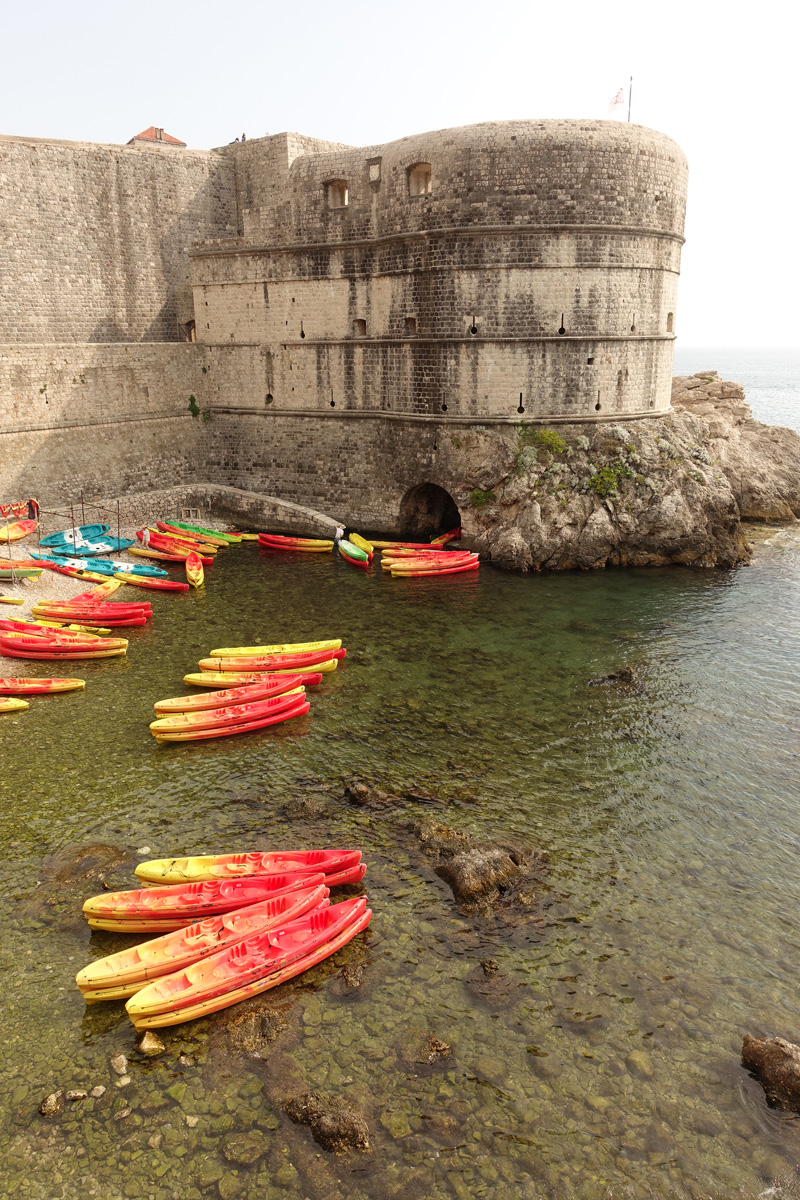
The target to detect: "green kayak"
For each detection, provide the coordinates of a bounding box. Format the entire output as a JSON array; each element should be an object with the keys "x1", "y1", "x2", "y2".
[{"x1": 0, "y1": 567, "x2": 42, "y2": 579}]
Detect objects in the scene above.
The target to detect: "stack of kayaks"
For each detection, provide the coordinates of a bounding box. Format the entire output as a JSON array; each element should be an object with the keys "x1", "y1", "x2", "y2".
[
  {"x1": 136, "y1": 530, "x2": 214, "y2": 564},
  {"x1": 151, "y1": 638, "x2": 343, "y2": 739},
  {"x1": 338, "y1": 538, "x2": 371, "y2": 571},
  {"x1": 185, "y1": 552, "x2": 204, "y2": 589},
  {"x1": 381, "y1": 547, "x2": 479, "y2": 577},
  {"x1": 74, "y1": 847, "x2": 370, "y2": 1028},
  {"x1": 32, "y1": 592, "x2": 153, "y2": 628},
  {"x1": 258, "y1": 533, "x2": 334, "y2": 552},
  {"x1": 0, "y1": 627, "x2": 127, "y2": 661},
  {"x1": 40, "y1": 525, "x2": 134, "y2": 555}
]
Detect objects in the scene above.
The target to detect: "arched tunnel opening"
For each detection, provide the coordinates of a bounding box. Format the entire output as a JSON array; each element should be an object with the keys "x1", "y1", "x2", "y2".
[{"x1": 399, "y1": 482, "x2": 461, "y2": 539}]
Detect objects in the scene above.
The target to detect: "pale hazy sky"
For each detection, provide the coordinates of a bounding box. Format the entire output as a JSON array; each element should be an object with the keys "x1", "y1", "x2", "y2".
[{"x1": 2, "y1": 0, "x2": 795, "y2": 348}]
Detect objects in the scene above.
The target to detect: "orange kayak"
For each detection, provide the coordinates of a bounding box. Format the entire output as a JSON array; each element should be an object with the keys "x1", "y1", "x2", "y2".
[
  {"x1": 137, "y1": 531, "x2": 214, "y2": 563},
  {"x1": 0, "y1": 519, "x2": 37, "y2": 543},
  {"x1": 150, "y1": 688, "x2": 305, "y2": 735},
  {"x1": 199, "y1": 649, "x2": 345, "y2": 672},
  {"x1": 153, "y1": 696, "x2": 310, "y2": 741},
  {"x1": 154, "y1": 674, "x2": 307, "y2": 715},
  {"x1": 392, "y1": 561, "x2": 479, "y2": 577},
  {"x1": 136, "y1": 847, "x2": 362, "y2": 886},
  {"x1": 126, "y1": 897, "x2": 368, "y2": 1021},
  {"x1": 129, "y1": 547, "x2": 190, "y2": 564},
  {"x1": 83, "y1": 870, "x2": 327, "y2": 927},
  {"x1": 430, "y1": 527, "x2": 462, "y2": 546},
  {"x1": 0, "y1": 677, "x2": 85, "y2": 695},
  {"x1": 129, "y1": 901, "x2": 372, "y2": 1029},
  {"x1": 157, "y1": 522, "x2": 231, "y2": 548},
  {"x1": 147, "y1": 528, "x2": 218, "y2": 555},
  {"x1": 186, "y1": 552, "x2": 204, "y2": 588},
  {"x1": 76, "y1": 882, "x2": 330, "y2": 1000}
]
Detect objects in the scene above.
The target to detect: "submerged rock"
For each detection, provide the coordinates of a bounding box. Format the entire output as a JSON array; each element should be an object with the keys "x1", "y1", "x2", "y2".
[
  {"x1": 225, "y1": 1004, "x2": 287, "y2": 1057},
  {"x1": 344, "y1": 781, "x2": 398, "y2": 809},
  {"x1": 587, "y1": 666, "x2": 637, "y2": 686},
  {"x1": 38, "y1": 1091, "x2": 64, "y2": 1119},
  {"x1": 110, "y1": 1054, "x2": 128, "y2": 1076},
  {"x1": 406, "y1": 817, "x2": 548, "y2": 914},
  {"x1": 40, "y1": 842, "x2": 128, "y2": 885},
  {"x1": 137, "y1": 1031, "x2": 166, "y2": 1057},
  {"x1": 742, "y1": 1034, "x2": 800, "y2": 1111},
  {"x1": 284, "y1": 1091, "x2": 371, "y2": 1154},
  {"x1": 65, "y1": 1090, "x2": 87, "y2": 1101}
]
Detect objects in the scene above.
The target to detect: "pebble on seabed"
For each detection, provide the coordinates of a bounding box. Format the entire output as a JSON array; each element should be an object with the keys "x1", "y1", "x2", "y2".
[{"x1": 110, "y1": 1054, "x2": 128, "y2": 1076}]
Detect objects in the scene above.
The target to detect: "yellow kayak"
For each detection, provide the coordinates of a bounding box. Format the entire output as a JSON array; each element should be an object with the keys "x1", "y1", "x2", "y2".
[
  {"x1": 348, "y1": 532, "x2": 374, "y2": 555},
  {"x1": 235, "y1": 533, "x2": 260, "y2": 541},
  {"x1": 148, "y1": 528, "x2": 218, "y2": 555},
  {"x1": 209, "y1": 639, "x2": 341, "y2": 657},
  {"x1": 0, "y1": 697, "x2": 29, "y2": 713},
  {"x1": 0, "y1": 595, "x2": 25, "y2": 606},
  {"x1": 183, "y1": 662, "x2": 336, "y2": 686}
]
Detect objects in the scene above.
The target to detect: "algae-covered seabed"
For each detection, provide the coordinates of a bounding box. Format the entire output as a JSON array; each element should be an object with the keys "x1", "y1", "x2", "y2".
[{"x1": 1, "y1": 534, "x2": 800, "y2": 1200}]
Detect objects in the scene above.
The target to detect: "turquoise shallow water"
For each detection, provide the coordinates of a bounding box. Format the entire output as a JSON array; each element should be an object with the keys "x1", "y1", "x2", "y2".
[{"x1": 2, "y1": 533, "x2": 800, "y2": 1199}]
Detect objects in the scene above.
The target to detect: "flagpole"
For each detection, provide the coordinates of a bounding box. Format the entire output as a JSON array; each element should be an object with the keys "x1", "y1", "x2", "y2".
[{"x1": 628, "y1": 76, "x2": 633, "y2": 123}]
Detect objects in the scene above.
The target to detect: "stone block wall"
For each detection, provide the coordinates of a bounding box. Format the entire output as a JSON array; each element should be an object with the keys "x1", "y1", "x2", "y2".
[
  {"x1": 0, "y1": 343, "x2": 213, "y2": 503},
  {"x1": 0, "y1": 135, "x2": 237, "y2": 343}
]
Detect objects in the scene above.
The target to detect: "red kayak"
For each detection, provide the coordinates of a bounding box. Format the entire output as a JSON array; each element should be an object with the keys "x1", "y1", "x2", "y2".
[
  {"x1": 136, "y1": 847, "x2": 362, "y2": 885},
  {"x1": 199, "y1": 649, "x2": 345, "y2": 673},
  {"x1": 0, "y1": 623, "x2": 109, "y2": 644},
  {"x1": 128, "y1": 900, "x2": 372, "y2": 1029},
  {"x1": 83, "y1": 870, "x2": 328, "y2": 924},
  {"x1": 126, "y1": 897, "x2": 369, "y2": 1019},
  {"x1": 150, "y1": 689, "x2": 305, "y2": 735},
  {"x1": 33, "y1": 613, "x2": 149, "y2": 629},
  {"x1": 154, "y1": 675, "x2": 307, "y2": 715},
  {"x1": 137, "y1": 530, "x2": 214, "y2": 564},
  {"x1": 76, "y1": 882, "x2": 330, "y2": 997},
  {"x1": 393, "y1": 561, "x2": 480, "y2": 577},
  {"x1": 1, "y1": 631, "x2": 126, "y2": 650}
]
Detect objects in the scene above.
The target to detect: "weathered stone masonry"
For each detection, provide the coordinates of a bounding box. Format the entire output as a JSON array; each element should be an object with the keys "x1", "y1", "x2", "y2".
[{"x1": 0, "y1": 121, "x2": 688, "y2": 528}]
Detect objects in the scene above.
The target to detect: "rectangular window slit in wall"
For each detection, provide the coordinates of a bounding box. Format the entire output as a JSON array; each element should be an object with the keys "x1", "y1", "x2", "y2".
[
  {"x1": 354, "y1": 319, "x2": 367, "y2": 337},
  {"x1": 667, "y1": 312, "x2": 674, "y2": 332},
  {"x1": 587, "y1": 357, "x2": 594, "y2": 364},
  {"x1": 404, "y1": 316, "x2": 417, "y2": 335},
  {"x1": 325, "y1": 179, "x2": 349, "y2": 209},
  {"x1": 408, "y1": 163, "x2": 432, "y2": 196}
]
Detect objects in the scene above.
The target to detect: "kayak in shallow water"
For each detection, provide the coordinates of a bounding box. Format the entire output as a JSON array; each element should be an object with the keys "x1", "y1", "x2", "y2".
[
  {"x1": 75, "y1": 881, "x2": 329, "y2": 1000},
  {"x1": 135, "y1": 847, "x2": 362, "y2": 886},
  {"x1": 183, "y1": 669, "x2": 324, "y2": 688},
  {"x1": 83, "y1": 871, "x2": 327, "y2": 925},
  {"x1": 0, "y1": 677, "x2": 85, "y2": 695},
  {"x1": 208, "y1": 639, "x2": 341, "y2": 657},
  {"x1": 0, "y1": 697, "x2": 29, "y2": 713},
  {"x1": 338, "y1": 540, "x2": 370, "y2": 571},
  {"x1": 198, "y1": 649, "x2": 345, "y2": 672},
  {"x1": 125, "y1": 897, "x2": 369, "y2": 1022},
  {"x1": 185, "y1": 552, "x2": 204, "y2": 588}
]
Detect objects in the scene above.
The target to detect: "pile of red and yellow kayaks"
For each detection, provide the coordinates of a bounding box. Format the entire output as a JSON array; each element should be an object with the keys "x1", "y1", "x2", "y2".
[
  {"x1": 258, "y1": 533, "x2": 334, "y2": 552},
  {"x1": 31, "y1": 582, "x2": 153, "y2": 629},
  {"x1": 338, "y1": 536, "x2": 372, "y2": 571},
  {"x1": 151, "y1": 638, "x2": 344, "y2": 741},
  {"x1": 75, "y1": 847, "x2": 371, "y2": 1028},
  {"x1": 381, "y1": 547, "x2": 479, "y2": 577},
  {"x1": 0, "y1": 627, "x2": 127, "y2": 661}
]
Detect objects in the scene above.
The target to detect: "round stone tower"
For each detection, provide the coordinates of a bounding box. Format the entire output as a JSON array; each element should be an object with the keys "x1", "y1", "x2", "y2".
[{"x1": 194, "y1": 119, "x2": 688, "y2": 423}]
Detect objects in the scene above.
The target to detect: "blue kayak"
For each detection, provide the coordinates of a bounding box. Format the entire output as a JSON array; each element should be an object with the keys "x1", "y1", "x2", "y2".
[
  {"x1": 30, "y1": 550, "x2": 168, "y2": 578},
  {"x1": 47, "y1": 536, "x2": 134, "y2": 556},
  {"x1": 40, "y1": 524, "x2": 110, "y2": 548}
]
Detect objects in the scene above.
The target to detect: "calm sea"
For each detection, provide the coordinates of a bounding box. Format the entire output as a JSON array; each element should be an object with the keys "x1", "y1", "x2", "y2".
[{"x1": 673, "y1": 345, "x2": 800, "y2": 432}]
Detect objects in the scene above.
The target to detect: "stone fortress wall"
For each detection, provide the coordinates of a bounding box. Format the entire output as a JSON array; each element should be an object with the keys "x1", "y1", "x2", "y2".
[{"x1": 0, "y1": 121, "x2": 688, "y2": 528}]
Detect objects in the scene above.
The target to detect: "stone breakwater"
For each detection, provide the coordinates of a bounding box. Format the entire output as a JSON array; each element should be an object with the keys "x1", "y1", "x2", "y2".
[{"x1": 456, "y1": 372, "x2": 800, "y2": 571}]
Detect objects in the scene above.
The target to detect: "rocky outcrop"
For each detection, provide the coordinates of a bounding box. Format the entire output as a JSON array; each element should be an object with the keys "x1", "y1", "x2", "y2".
[
  {"x1": 452, "y1": 373, "x2": 800, "y2": 571},
  {"x1": 407, "y1": 817, "x2": 547, "y2": 913},
  {"x1": 742, "y1": 1034, "x2": 800, "y2": 1111}
]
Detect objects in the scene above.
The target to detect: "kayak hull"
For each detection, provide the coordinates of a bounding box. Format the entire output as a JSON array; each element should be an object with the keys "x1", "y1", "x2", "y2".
[
  {"x1": 257, "y1": 534, "x2": 334, "y2": 552},
  {"x1": 149, "y1": 688, "x2": 305, "y2": 734},
  {"x1": 209, "y1": 639, "x2": 341, "y2": 657},
  {"x1": 154, "y1": 698, "x2": 310, "y2": 741},
  {"x1": 184, "y1": 669, "x2": 324, "y2": 688},
  {"x1": 0, "y1": 697, "x2": 29, "y2": 712}
]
